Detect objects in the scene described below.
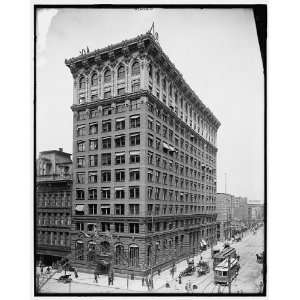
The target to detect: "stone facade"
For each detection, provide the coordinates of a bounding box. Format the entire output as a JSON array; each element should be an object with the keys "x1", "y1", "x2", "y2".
[
  {"x1": 216, "y1": 193, "x2": 233, "y2": 241},
  {"x1": 65, "y1": 32, "x2": 221, "y2": 276},
  {"x1": 36, "y1": 149, "x2": 73, "y2": 265}
]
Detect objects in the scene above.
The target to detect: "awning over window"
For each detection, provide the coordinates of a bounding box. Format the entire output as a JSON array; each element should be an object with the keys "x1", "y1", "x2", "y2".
[
  {"x1": 75, "y1": 205, "x2": 84, "y2": 212},
  {"x1": 100, "y1": 205, "x2": 110, "y2": 208},
  {"x1": 101, "y1": 188, "x2": 110, "y2": 191},
  {"x1": 115, "y1": 187, "x2": 124, "y2": 191},
  {"x1": 115, "y1": 152, "x2": 125, "y2": 156},
  {"x1": 130, "y1": 151, "x2": 140, "y2": 155},
  {"x1": 116, "y1": 117, "x2": 125, "y2": 122},
  {"x1": 169, "y1": 145, "x2": 175, "y2": 152},
  {"x1": 202, "y1": 239, "x2": 207, "y2": 246},
  {"x1": 130, "y1": 115, "x2": 140, "y2": 119}
]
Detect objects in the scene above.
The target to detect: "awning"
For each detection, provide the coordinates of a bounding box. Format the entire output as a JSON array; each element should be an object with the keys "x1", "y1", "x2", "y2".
[
  {"x1": 202, "y1": 239, "x2": 207, "y2": 246},
  {"x1": 116, "y1": 117, "x2": 125, "y2": 122},
  {"x1": 163, "y1": 142, "x2": 169, "y2": 150},
  {"x1": 130, "y1": 168, "x2": 140, "y2": 172},
  {"x1": 130, "y1": 115, "x2": 140, "y2": 119},
  {"x1": 100, "y1": 205, "x2": 110, "y2": 208},
  {"x1": 115, "y1": 152, "x2": 125, "y2": 156},
  {"x1": 76, "y1": 241, "x2": 83, "y2": 244},
  {"x1": 75, "y1": 205, "x2": 84, "y2": 212},
  {"x1": 130, "y1": 151, "x2": 140, "y2": 155},
  {"x1": 115, "y1": 187, "x2": 124, "y2": 191},
  {"x1": 169, "y1": 145, "x2": 175, "y2": 152},
  {"x1": 101, "y1": 188, "x2": 110, "y2": 191}
]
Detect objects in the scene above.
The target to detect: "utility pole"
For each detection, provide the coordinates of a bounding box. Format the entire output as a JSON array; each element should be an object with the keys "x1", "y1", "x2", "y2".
[{"x1": 227, "y1": 255, "x2": 231, "y2": 294}]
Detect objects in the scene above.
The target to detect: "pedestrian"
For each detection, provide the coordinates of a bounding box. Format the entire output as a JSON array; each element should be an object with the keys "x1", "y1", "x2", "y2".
[
  {"x1": 188, "y1": 280, "x2": 192, "y2": 292},
  {"x1": 111, "y1": 272, "x2": 114, "y2": 285},
  {"x1": 179, "y1": 275, "x2": 182, "y2": 284},
  {"x1": 142, "y1": 277, "x2": 145, "y2": 286},
  {"x1": 158, "y1": 269, "x2": 161, "y2": 276},
  {"x1": 108, "y1": 275, "x2": 110, "y2": 286},
  {"x1": 74, "y1": 268, "x2": 78, "y2": 279},
  {"x1": 94, "y1": 272, "x2": 98, "y2": 283},
  {"x1": 40, "y1": 265, "x2": 43, "y2": 274}
]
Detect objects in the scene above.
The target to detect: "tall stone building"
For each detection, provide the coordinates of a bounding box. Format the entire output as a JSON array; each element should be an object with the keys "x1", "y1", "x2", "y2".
[
  {"x1": 216, "y1": 193, "x2": 233, "y2": 241},
  {"x1": 65, "y1": 32, "x2": 220, "y2": 276},
  {"x1": 36, "y1": 149, "x2": 72, "y2": 265}
]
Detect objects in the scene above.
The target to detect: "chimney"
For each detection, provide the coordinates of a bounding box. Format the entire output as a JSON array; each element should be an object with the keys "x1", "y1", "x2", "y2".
[{"x1": 59, "y1": 148, "x2": 63, "y2": 152}]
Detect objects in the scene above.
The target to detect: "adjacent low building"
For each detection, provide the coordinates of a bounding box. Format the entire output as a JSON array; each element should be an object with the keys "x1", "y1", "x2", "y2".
[{"x1": 36, "y1": 149, "x2": 73, "y2": 265}]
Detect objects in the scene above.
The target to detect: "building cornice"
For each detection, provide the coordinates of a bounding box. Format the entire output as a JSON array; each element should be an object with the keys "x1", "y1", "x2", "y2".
[{"x1": 65, "y1": 32, "x2": 220, "y2": 128}]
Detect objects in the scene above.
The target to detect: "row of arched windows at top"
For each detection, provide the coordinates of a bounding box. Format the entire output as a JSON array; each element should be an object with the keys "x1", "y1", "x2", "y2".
[
  {"x1": 148, "y1": 63, "x2": 175, "y2": 96},
  {"x1": 78, "y1": 62, "x2": 141, "y2": 89}
]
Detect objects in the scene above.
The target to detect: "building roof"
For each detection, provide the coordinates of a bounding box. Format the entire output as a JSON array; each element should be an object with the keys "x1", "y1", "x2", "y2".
[
  {"x1": 39, "y1": 149, "x2": 72, "y2": 157},
  {"x1": 65, "y1": 31, "x2": 220, "y2": 128}
]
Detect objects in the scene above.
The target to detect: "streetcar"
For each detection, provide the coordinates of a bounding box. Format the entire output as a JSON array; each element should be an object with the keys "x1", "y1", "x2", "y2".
[
  {"x1": 213, "y1": 247, "x2": 237, "y2": 269},
  {"x1": 214, "y1": 257, "x2": 240, "y2": 285}
]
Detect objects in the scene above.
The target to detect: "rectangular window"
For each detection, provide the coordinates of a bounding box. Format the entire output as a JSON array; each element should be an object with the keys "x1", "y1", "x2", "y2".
[
  {"x1": 115, "y1": 152, "x2": 125, "y2": 165},
  {"x1": 129, "y1": 204, "x2": 140, "y2": 215},
  {"x1": 129, "y1": 186, "x2": 139, "y2": 199},
  {"x1": 101, "y1": 188, "x2": 110, "y2": 200},
  {"x1": 148, "y1": 116, "x2": 154, "y2": 130},
  {"x1": 115, "y1": 169, "x2": 125, "y2": 182},
  {"x1": 132, "y1": 82, "x2": 140, "y2": 92},
  {"x1": 115, "y1": 118, "x2": 125, "y2": 130},
  {"x1": 90, "y1": 109, "x2": 98, "y2": 118},
  {"x1": 147, "y1": 204, "x2": 153, "y2": 215},
  {"x1": 88, "y1": 204, "x2": 97, "y2": 215},
  {"x1": 156, "y1": 138, "x2": 161, "y2": 150},
  {"x1": 76, "y1": 222, "x2": 84, "y2": 231},
  {"x1": 129, "y1": 168, "x2": 140, "y2": 181},
  {"x1": 147, "y1": 169, "x2": 153, "y2": 182},
  {"x1": 88, "y1": 189, "x2": 97, "y2": 200},
  {"x1": 102, "y1": 137, "x2": 111, "y2": 149},
  {"x1": 130, "y1": 115, "x2": 140, "y2": 128},
  {"x1": 78, "y1": 111, "x2": 85, "y2": 120},
  {"x1": 129, "y1": 151, "x2": 140, "y2": 164},
  {"x1": 77, "y1": 157, "x2": 85, "y2": 168},
  {"x1": 101, "y1": 205, "x2": 110, "y2": 215},
  {"x1": 89, "y1": 123, "x2": 98, "y2": 135},
  {"x1": 89, "y1": 139, "x2": 98, "y2": 151},
  {"x1": 77, "y1": 141, "x2": 85, "y2": 152},
  {"x1": 156, "y1": 121, "x2": 161, "y2": 134},
  {"x1": 155, "y1": 154, "x2": 161, "y2": 167},
  {"x1": 115, "y1": 222, "x2": 124, "y2": 233},
  {"x1": 89, "y1": 155, "x2": 98, "y2": 167},
  {"x1": 148, "y1": 134, "x2": 154, "y2": 147},
  {"x1": 88, "y1": 172, "x2": 97, "y2": 183},
  {"x1": 76, "y1": 173, "x2": 85, "y2": 184},
  {"x1": 101, "y1": 222, "x2": 110, "y2": 232},
  {"x1": 115, "y1": 204, "x2": 125, "y2": 215},
  {"x1": 101, "y1": 171, "x2": 111, "y2": 182},
  {"x1": 102, "y1": 120, "x2": 111, "y2": 132},
  {"x1": 77, "y1": 126, "x2": 85, "y2": 137},
  {"x1": 76, "y1": 190, "x2": 85, "y2": 200},
  {"x1": 101, "y1": 153, "x2": 111, "y2": 166},
  {"x1": 129, "y1": 223, "x2": 139, "y2": 234},
  {"x1": 115, "y1": 188, "x2": 125, "y2": 199},
  {"x1": 130, "y1": 133, "x2": 140, "y2": 146},
  {"x1": 115, "y1": 135, "x2": 126, "y2": 147}
]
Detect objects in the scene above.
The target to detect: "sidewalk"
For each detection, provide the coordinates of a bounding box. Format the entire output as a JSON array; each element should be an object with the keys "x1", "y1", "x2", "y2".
[{"x1": 45, "y1": 246, "x2": 215, "y2": 293}]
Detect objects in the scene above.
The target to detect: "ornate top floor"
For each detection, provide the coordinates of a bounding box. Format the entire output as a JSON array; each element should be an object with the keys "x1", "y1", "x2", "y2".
[{"x1": 65, "y1": 32, "x2": 220, "y2": 129}]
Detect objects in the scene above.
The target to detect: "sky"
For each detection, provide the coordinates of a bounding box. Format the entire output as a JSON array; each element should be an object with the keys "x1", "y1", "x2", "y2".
[{"x1": 36, "y1": 8, "x2": 264, "y2": 202}]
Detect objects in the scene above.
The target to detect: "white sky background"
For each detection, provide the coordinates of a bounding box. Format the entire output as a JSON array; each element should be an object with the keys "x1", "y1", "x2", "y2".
[{"x1": 36, "y1": 8, "x2": 264, "y2": 201}]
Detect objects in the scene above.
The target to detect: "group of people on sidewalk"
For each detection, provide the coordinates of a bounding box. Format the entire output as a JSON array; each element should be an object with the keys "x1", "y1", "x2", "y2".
[{"x1": 93, "y1": 270, "x2": 114, "y2": 286}]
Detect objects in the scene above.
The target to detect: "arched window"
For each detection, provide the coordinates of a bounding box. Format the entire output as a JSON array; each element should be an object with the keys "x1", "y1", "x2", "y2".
[
  {"x1": 75, "y1": 241, "x2": 84, "y2": 260},
  {"x1": 79, "y1": 76, "x2": 86, "y2": 89},
  {"x1": 162, "y1": 78, "x2": 166, "y2": 91},
  {"x1": 148, "y1": 64, "x2": 153, "y2": 79},
  {"x1": 117, "y1": 65, "x2": 125, "y2": 80},
  {"x1": 132, "y1": 62, "x2": 140, "y2": 76},
  {"x1": 104, "y1": 69, "x2": 112, "y2": 83},
  {"x1": 91, "y1": 72, "x2": 98, "y2": 86},
  {"x1": 129, "y1": 245, "x2": 139, "y2": 267},
  {"x1": 115, "y1": 244, "x2": 125, "y2": 265}
]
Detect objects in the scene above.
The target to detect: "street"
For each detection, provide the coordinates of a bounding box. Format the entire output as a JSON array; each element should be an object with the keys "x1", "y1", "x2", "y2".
[
  {"x1": 157, "y1": 225, "x2": 264, "y2": 294},
  {"x1": 40, "y1": 226, "x2": 264, "y2": 294}
]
